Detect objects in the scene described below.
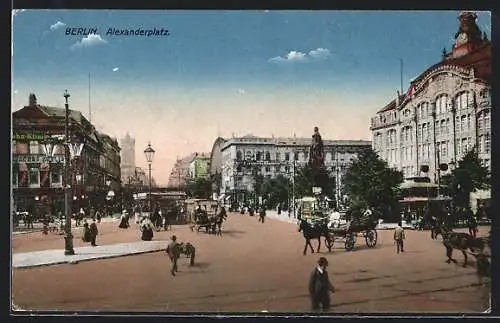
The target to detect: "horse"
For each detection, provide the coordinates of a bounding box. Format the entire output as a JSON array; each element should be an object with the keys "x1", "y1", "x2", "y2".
[
  {"x1": 442, "y1": 230, "x2": 486, "y2": 267},
  {"x1": 298, "y1": 219, "x2": 332, "y2": 255}
]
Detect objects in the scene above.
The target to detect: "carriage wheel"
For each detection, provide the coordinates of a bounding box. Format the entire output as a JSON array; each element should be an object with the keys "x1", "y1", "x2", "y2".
[
  {"x1": 365, "y1": 230, "x2": 377, "y2": 248},
  {"x1": 325, "y1": 236, "x2": 334, "y2": 252},
  {"x1": 345, "y1": 233, "x2": 355, "y2": 251}
]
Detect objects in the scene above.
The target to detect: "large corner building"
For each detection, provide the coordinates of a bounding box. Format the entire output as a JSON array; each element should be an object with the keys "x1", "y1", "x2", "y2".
[{"x1": 370, "y1": 11, "x2": 491, "y2": 210}]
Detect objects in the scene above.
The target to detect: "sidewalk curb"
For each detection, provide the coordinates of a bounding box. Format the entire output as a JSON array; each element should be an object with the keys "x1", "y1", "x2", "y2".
[{"x1": 14, "y1": 247, "x2": 167, "y2": 270}]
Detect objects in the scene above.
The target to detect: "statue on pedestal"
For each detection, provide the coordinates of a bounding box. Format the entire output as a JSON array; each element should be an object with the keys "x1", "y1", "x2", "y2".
[{"x1": 308, "y1": 126, "x2": 325, "y2": 171}]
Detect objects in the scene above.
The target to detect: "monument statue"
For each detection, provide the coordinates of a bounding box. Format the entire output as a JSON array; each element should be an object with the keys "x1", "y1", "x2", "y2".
[{"x1": 308, "y1": 126, "x2": 325, "y2": 171}]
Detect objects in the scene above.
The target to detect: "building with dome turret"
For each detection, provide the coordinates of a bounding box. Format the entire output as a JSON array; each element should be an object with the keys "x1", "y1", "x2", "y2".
[{"x1": 370, "y1": 11, "x2": 491, "y2": 211}]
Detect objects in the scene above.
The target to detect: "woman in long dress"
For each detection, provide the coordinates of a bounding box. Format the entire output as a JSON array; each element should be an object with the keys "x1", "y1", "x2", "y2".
[
  {"x1": 140, "y1": 216, "x2": 154, "y2": 241},
  {"x1": 118, "y1": 211, "x2": 129, "y2": 229}
]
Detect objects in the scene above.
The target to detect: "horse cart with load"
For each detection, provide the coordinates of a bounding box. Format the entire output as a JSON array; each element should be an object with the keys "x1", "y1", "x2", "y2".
[{"x1": 326, "y1": 210, "x2": 378, "y2": 251}]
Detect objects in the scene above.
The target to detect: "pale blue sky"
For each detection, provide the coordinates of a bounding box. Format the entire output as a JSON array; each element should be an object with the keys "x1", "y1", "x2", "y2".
[{"x1": 11, "y1": 10, "x2": 491, "y2": 185}]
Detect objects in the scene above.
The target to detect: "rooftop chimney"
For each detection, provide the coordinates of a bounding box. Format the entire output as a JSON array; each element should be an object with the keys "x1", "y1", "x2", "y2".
[{"x1": 29, "y1": 93, "x2": 37, "y2": 106}]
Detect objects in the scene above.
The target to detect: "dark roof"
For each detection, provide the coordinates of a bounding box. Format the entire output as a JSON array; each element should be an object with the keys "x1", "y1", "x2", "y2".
[
  {"x1": 377, "y1": 95, "x2": 405, "y2": 113},
  {"x1": 37, "y1": 105, "x2": 85, "y2": 123},
  {"x1": 411, "y1": 42, "x2": 491, "y2": 86},
  {"x1": 376, "y1": 42, "x2": 491, "y2": 114}
]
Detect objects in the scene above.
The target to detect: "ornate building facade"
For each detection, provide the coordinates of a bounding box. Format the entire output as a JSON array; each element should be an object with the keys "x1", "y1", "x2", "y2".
[
  {"x1": 370, "y1": 11, "x2": 491, "y2": 211},
  {"x1": 12, "y1": 94, "x2": 121, "y2": 212},
  {"x1": 217, "y1": 135, "x2": 371, "y2": 205}
]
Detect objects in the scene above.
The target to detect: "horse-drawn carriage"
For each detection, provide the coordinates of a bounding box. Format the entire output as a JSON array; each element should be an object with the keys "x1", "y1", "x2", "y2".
[
  {"x1": 325, "y1": 210, "x2": 378, "y2": 251},
  {"x1": 297, "y1": 197, "x2": 378, "y2": 253},
  {"x1": 188, "y1": 199, "x2": 226, "y2": 235}
]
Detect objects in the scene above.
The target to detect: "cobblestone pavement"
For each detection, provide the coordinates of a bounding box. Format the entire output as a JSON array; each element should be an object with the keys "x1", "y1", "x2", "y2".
[{"x1": 12, "y1": 213, "x2": 490, "y2": 313}]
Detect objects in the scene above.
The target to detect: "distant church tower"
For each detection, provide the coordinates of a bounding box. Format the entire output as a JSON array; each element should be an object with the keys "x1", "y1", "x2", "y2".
[{"x1": 120, "y1": 132, "x2": 136, "y2": 184}]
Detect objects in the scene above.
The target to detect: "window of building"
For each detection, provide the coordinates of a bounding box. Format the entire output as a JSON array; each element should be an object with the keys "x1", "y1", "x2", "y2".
[
  {"x1": 256, "y1": 151, "x2": 262, "y2": 161},
  {"x1": 461, "y1": 138, "x2": 468, "y2": 153},
  {"x1": 441, "y1": 141, "x2": 447, "y2": 157},
  {"x1": 460, "y1": 115, "x2": 466, "y2": 133},
  {"x1": 435, "y1": 121, "x2": 440, "y2": 136},
  {"x1": 285, "y1": 166, "x2": 290, "y2": 173},
  {"x1": 236, "y1": 150, "x2": 242, "y2": 160},
  {"x1": 29, "y1": 141, "x2": 40, "y2": 155},
  {"x1": 440, "y1": 120, "x2": 446, "y2": 135},
  {"x1": 484, "y1": 110, "x2": 490, "y2": 129},
  {"x1": 275, "y1": 152, "x2": 281, "y2": 161},
  {"x1": 16, "y1": 142, "x2": 28, "y2": 154},
  {"x1": 466, "y1": 114, "x2": 471, "y2": 131},
  {"x1": 479, "y1": 135, "x2": 485, "y2": 153},
  {"x1": 456, "y1": 91, "x2": 470, "y2": 110},
  {"x1": 265, "y1": 151, "x2": 271, "y2": 161},
  {"x1": 478, "y1": 113, "x2": 484, "y2": 132},
  {"x1": 485, "y1": 134, "x2": 491, "y2": 153},
  {"x1": 285, "y1": 152, "x2": 290, "y2": 161},
  {"x1": 436, "y1": 94, "x2": 451, "y2": 114},
  {"x1": 480, "y1": 88, "x2": 490, "y2": 99},
  {"x1": 294, "y1": 152, "x2": 299, "y2": 161},
  {"x1": 265, "y1": 166, "x2": 270, "y2": 173},
  {"x1": 456, "y1": 139, "x2": 462, "y2": 155},
  {"x1": 29, "y1": 169, "x2": 39, "y2": 186},
  {"x1": 51, "y1": 170, "x2": 62, "y2": 185}
]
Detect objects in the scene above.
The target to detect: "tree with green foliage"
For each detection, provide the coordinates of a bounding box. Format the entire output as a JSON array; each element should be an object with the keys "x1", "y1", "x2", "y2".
[
  {"x1": 294, "y1": 164, "x2": 335, "y2": 200},
  {"x1": 260, "y1": 174, "x2": 291, "y2": 209},
  {"x1": 342, "y1": 148, "x2": 404, "y2": 221},
  {"x1": 441, "y1": 148, "x2": 490, "y2": 209},
  {"x1": 185, "y1": 177, "x2": 212, "y2": 199}
]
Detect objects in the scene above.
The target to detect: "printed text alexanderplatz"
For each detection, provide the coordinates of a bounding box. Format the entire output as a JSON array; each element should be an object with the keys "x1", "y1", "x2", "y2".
[{"x1": 65, "y1": 28, "x2": 169, "y2": 37}]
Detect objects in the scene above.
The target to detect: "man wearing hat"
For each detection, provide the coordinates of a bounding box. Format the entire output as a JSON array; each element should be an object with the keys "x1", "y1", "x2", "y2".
[
  {"x1": 166, "y1": 235, "x2": 181, "y2": 276},
  {"x1": 308, "y1": 257, "x2": 335, "y2": 312}
]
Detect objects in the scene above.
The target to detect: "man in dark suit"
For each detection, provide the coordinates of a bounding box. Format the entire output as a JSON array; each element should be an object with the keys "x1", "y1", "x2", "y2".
[
  {"x1": 166, "y1": 235, "x2": 181, "y2": 276},
  {"x1": 309, "y1": 257, "x2": 335, "y2": 312},
  {"x1": 89, "y1": 219, "x2": 99, "y2": 246}
]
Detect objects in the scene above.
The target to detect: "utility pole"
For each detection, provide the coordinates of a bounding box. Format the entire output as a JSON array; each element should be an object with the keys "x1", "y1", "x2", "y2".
[{"x1": 292, "y1": 158, "x2": 296, "y2": 218}]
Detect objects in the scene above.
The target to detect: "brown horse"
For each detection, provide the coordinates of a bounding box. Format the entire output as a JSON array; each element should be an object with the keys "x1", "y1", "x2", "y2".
[{"x1": 442, "y1": 230, "x2": 486, "y2": 267}]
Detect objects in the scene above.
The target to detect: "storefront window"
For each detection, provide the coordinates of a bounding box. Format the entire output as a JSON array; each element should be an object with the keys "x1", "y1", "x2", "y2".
[
  {"x1": 29, "y1": 141, "x2": 40, "y2": 155},
  {"x1": 29, "y1": 169, "x2": 39, "y2": 187}
]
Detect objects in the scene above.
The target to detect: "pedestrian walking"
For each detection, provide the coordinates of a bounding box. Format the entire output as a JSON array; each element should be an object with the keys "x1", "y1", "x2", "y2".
[
  {"x1": 467, "y1": 208, "x2": 478, "y2": 238},
  {"x1": 89, "y1": 218, "x2": 99, "y2": 246},
  {"x1": 258, "y1": 207, "x2": 266, "y2": 223},
  {"x1": 96, "y1": 208, "x2": 102, "y2": 223},
  {"x1": 82, "y1": 220, "x2": 91, "y2": 243},
  {"x1": 394, "y1": 221, "x2": 405, "y2": 253},
  {"x1": 308, "y1": 257, "x2": 335, "y2": 312},
  {"x1": 166, "y1": 235, "x2": 181, "y2": 276}
]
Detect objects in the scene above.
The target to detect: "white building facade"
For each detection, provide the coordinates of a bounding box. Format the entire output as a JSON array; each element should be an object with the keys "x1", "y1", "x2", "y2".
[
  {"x1": 370, "y1": 11, "x2": 491, "y2": 211},
  {"x1": 219, "y1": 135, "x2": 371, "y2": 204}
]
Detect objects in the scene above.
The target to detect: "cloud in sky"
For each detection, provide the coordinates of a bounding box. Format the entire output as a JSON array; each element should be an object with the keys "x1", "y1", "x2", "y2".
[
  {"x1": 112, "y1": 67, "x2": 119, "y2": 72},
  {"x1": 269, "y1": 47, "x2": 331, "y2": 63},
  {"x1": 237, "y1": 88, "x2": 246, "y2": 95},
  {"x1": 50, "y1": 21, "x2": 66, "y2": 31},
  {"x1": 70, "y1": 34, "x2": 107, "y2": 50}
]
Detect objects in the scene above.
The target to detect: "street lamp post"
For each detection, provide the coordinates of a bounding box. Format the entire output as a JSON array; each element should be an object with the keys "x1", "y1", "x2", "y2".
[
  {"x1": 41, "y1": 90, "x2": 84, "y2": 254},
  {"x1": 63, "y1": 90, "x2": 74, "y2": 256},
  {"x1": 144, "y1": 142, "x2": 155, "y2": 214}
]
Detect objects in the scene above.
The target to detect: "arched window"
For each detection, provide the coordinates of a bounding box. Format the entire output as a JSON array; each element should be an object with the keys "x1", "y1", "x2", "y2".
[
  {"x1": 480, "y1": 88, "x2": 490, "y2": 99},
  {"x1": 417, "y1": 102, "x2": 429, "y2": 119},
  {"x1": 236, "y1": 150, "x2": 242, "y2": 161},
  {"x1": 435, "y1": 94, "x2": 451, "y2": 114},
  {"x1": 455, "y1": 91, "x2": 471, "y2": 110}
]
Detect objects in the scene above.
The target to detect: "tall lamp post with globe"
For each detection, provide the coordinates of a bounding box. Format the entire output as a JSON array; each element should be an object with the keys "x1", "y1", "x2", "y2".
[
  {"x1": 144, "y1": 142, "x2": 155, "y2": 214},
  {"x1": 41, "y1": 90, "x2": 84, "y2": 255}
]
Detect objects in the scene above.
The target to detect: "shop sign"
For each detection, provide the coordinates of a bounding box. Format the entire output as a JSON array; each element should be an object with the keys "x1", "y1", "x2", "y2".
[
  {"x1": 13, "y1": 155, "x2": 65, "y2": 164},
  {"x1": 13, "y1": 133, "x2": 50, "y2": 141}
]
